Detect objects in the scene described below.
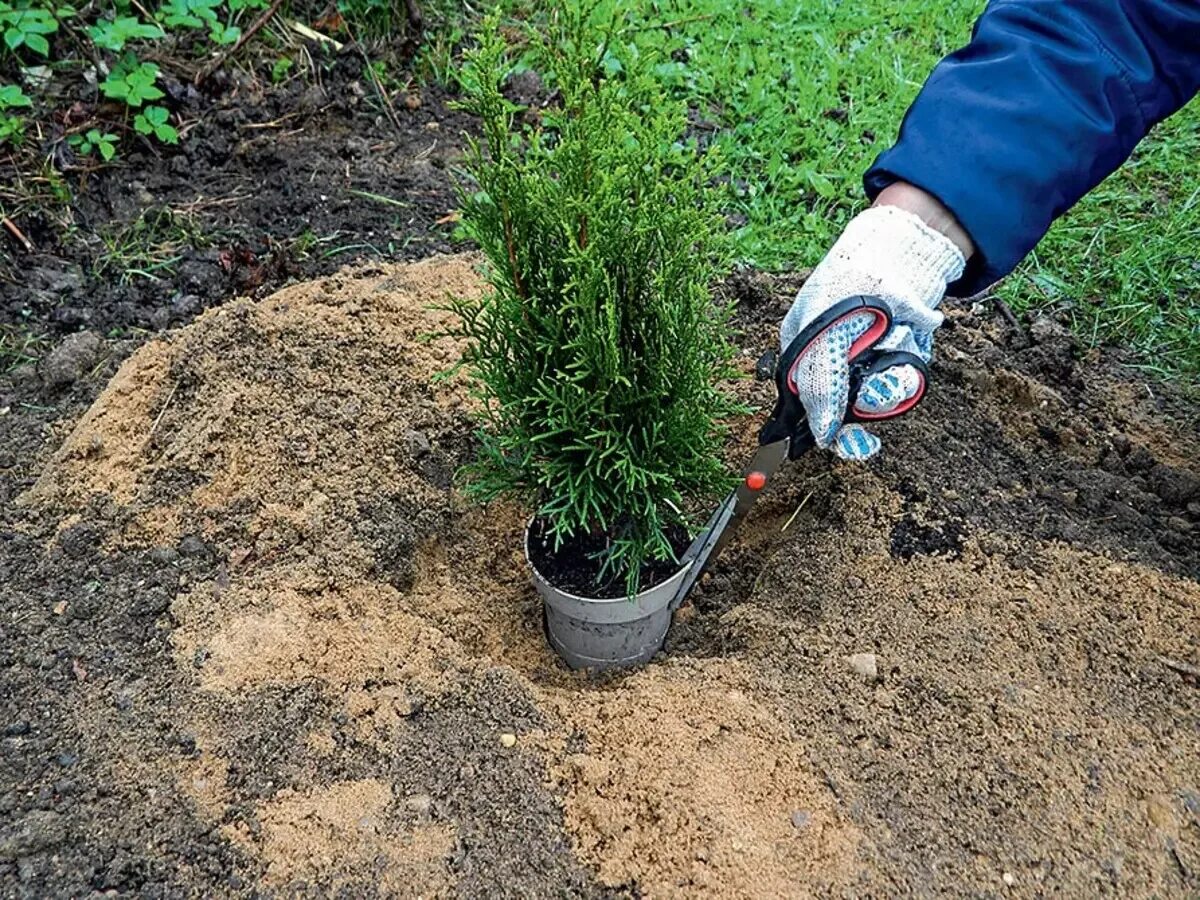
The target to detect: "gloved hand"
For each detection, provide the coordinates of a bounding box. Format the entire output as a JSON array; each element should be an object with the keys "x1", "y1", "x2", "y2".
[{"x1": 780, "y1": 205, "x2": 965, "y2": 461}]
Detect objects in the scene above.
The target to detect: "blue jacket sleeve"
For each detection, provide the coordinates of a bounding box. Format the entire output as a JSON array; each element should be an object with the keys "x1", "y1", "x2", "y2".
[{"x1": 864, "y1": 0, "x2": 1200, "y2": 297}]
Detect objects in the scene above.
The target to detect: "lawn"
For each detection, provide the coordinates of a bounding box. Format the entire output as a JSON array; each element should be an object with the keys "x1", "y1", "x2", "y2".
[{"x1": 582, "y1": 0, "x2": 1200, "y2": 380}]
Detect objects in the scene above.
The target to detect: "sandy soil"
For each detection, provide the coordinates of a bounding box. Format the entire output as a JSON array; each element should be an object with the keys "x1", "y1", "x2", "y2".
[{"x1": 1, "y1": 254, "x2": 1197, "y2": 897}]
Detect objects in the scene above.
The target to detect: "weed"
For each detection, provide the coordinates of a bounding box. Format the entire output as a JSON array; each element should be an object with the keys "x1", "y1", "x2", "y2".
[
  {"x1": 0, "y1": 82, "x2": 31, "y2": 146},
  {"x1": 99, "y1": 53, "x2": 166, "y2": 107},
  {"x1": 0, "y1": 322, "x2": 49, "y2": 373},
  {"x1": 0, "y1": 0, "x2": 62, "y2": 56},
  {"x1": 133, "y1": 105, "x2": 179, "y2": 143},
  {"x1": 69, "y1": 128, "x2": 119, "y2": 161},
  {"x1": 270, "y1": 55, "x2": 294, "y2": 83},
  {"x1": 87, "y1": 15, "x2": 165, "y2": 52},
  {"x1": 94, "y1": 206, "x2": 209, "y2": 283}
]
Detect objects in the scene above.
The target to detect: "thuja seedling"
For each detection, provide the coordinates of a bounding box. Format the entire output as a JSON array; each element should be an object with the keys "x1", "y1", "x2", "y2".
[{"x1": 449, "y1": 8, "x2": 742, "y2": 593}]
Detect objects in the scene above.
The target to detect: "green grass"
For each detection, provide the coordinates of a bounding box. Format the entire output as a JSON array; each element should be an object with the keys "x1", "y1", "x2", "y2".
[{"x1": 556, "y1": 0, "x2": 1200, "y2": 380}]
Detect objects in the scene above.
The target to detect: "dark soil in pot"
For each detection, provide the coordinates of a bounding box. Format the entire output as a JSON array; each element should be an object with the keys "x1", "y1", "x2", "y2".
[{"x1": 527, "y1": 516, "x2": 692, "y2": 599}]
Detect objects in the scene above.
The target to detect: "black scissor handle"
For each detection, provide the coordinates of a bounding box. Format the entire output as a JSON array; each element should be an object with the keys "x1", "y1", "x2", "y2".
[{"x1": 759, "y1": 295, "x2": 929, "y2": 458}]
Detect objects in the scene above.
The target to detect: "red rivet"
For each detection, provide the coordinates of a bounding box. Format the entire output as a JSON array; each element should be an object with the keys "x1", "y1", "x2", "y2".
[{"x1": 745, "y1": 471, "x2": 767, "y2": 491}]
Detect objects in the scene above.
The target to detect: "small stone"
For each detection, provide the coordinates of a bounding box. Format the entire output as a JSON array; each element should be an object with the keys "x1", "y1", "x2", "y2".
[
  {"x1": 148, "y1": 307, "x2": 172, "y2": 332},
  {"x1": 1002, "y1": 872, "x2": 1015, "y2": 887},
  {"x1": 3, "y1": 721, "x2": 30, "y2": 737},
  {"x1": 403, "y1": 92, "x2": 422, "y2": 110},
  {"x1": 39, "y1": 331, "x2": 102, "y2": 387},
  {"x1": 405, "y1": 793, "x2": 432, "y2": 816},
  {"x1": 405, "y1": 429, "x2": 431, "y2": 459},
  {"x1": 790, "y1": 810, "x2": 812, "y2": 829},
  {"x1": 52, "y1": 601, "x2": 67, "y2": 616},
  {"x1": 845, "y1": 575, "x2": 864, "y2": 590},
  {"x1": 393, "y1": 694, "x2": 423, "y2": 718},
  {"x1": 149, "y1": 546, "x2": 179, "y2": 566},
  {"x1": 845, "y1": 652, "x2": 878, "y2": 681},
  {"x1": 499, "y1": 732, "x2": 517, "y2": 748},
  {"x1": 178, "y1": 535, "x2": 209, "y2": 558}
]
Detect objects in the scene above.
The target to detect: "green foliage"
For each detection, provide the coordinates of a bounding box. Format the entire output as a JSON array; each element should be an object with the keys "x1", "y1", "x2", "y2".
[
  {"x1": 156, "y1": 0, "x2": 265, "y2": 43},
  {"x1": 0, "y1": 82, "x2": 31, "y2": 108},
  {"x1": 133, "y1": 104, "x2": 178, "y2": 143},
  {"x1": 70, "y1": 127, "x2": 119, "y2": 161},
  {"x1": 1, "y1": 82, "x2": 32, "y2": 145},
  {"x1": 158, "y1": 0, "x2": 225, "y2": 29},
  {"x1": 0, "y1": 113, "x2": 24, "y2": 143},
  {"x1": 88, "y1": 15, "x2": 163, "y2": 52},
  {"x1": 449, "y1": 8, "x2": 740, "y2": 593},
  {"x1": 0, "y1": 0, "x2": 63, "y2": 56},
  {"x1": 100, "y1": 54, "x2": 165, "y2": 107},
  {"x1": 271, "y1": 55, "x2": 294, "y2": 83}
]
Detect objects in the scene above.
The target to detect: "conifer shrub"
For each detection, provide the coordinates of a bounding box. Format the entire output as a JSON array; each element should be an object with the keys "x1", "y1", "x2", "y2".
[{"x1": 448, "y1": 6, "x2": 741, "y2": 594}]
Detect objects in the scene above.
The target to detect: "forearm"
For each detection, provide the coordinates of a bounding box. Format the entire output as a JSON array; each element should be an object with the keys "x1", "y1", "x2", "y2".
[{"x1": 873, "y1": 182, "x2": 975, "y2": 261}]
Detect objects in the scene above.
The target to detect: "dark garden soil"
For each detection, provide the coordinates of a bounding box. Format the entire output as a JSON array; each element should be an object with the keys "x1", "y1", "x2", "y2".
[
  {"x1": 2, "y1": 248, "x2": 1196, "y2": 898},
  {"x1": 1, "y1": 44, "x2": 470, "y2": 350}
]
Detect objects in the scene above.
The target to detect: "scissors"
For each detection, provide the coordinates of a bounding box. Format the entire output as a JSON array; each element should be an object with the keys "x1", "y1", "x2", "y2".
[{"x1": 669, "y1": 294, "x2": 930, "y2": 609}]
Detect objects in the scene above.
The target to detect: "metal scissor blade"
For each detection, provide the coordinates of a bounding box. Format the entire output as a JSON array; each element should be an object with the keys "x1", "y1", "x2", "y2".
[{"x1": 669, "y1": 439, "x2": 790, "y2": 610}]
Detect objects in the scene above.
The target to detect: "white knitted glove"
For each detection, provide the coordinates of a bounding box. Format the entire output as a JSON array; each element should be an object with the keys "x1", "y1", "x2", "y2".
[{"x1": 780, "y1": 205, "x2": 965, "y2": 460}]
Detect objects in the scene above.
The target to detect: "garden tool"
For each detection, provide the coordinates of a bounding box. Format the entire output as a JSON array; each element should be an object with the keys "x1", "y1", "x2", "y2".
[{"x1": 669, "y1": 294, "x2": 930, "y2": 609}]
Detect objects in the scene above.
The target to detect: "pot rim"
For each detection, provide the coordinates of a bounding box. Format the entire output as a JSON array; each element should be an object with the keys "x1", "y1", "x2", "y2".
[{"x1": 523, "y1": 516, "x2": 691, "y2": 605}]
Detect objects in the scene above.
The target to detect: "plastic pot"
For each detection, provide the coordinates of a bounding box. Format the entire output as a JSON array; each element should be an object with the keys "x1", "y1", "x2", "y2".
[{"x1": 524, "y1": 519, "x2": 692, "y2": 671}]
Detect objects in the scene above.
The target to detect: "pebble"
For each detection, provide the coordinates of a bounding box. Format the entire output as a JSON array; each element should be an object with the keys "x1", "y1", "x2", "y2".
[
  {"x1": 845, "y1": 575, "x2": 864, "y2": 590},
  {"x1": 845, "y1": 652, "x2": 878, "y2": 681},
  {"x1": 149, "y1": 546, "x2": 179, "y2": 566},
  {"x1": 178, "y1": 535, "x2": 209, "y2": 558},
  {"x1": 1002, "y1": 872, "x2": 1015, "y2": 887},
  {"x1": 790, "y1": 810, "x2": 812, "y2": 829},
  {"x1": 405, "y1": 429, "x2": 431, "y2": 459},
  {"x1": 3, "y1": 721, "x2": 30, "y2": 737},
  {"x1": 39, "y1": 331, "x2": 102, "y2": 387},
  {"x1": 499, "y1": 732, "x2": 517, "y2": 748},
  {"x1": 405, "y1": 793, "x2": 432, "y2": 816}
]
